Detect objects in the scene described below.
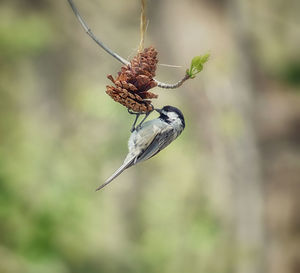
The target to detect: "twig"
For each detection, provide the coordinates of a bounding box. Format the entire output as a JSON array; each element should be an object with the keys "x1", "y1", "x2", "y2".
[
  {"x1": 156, "y1": 74, "x2": 190, "y2": 89},
  {"x1": 67, "y1": 0, "x2": 192, "y2": 89}
]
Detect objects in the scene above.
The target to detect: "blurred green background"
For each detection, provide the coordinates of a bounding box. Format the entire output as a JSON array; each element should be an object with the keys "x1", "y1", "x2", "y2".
[{"x1": 0, "y1": 1, "x2": 299, "y2": 273}]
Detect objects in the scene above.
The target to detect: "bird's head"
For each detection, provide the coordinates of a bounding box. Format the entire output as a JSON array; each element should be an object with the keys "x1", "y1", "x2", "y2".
[{"x1": 155, "y1": 105, "x2": 185, "y2": 129}]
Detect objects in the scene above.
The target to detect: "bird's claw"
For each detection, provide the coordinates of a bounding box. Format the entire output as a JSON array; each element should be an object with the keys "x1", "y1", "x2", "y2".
[
  {"x1": 127, "y1": 109, "x2": 138, "y2": 115},
  {"x1": 130, "y1": 125, "x2": 136, "y2": 133},
  {"x1": 128, "y1": 107, "x2": 155, "y2": 132}
]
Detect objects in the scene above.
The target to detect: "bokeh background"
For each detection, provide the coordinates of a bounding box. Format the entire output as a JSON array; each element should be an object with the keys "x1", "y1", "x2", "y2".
[{"x1": 1, "y1": 0, "x2": 299, "y2": 273}]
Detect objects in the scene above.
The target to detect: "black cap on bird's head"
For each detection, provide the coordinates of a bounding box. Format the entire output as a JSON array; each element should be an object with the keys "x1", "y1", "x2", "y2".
[{"x1": 155, "y1": 105, "x2": 185, "y2": 129}]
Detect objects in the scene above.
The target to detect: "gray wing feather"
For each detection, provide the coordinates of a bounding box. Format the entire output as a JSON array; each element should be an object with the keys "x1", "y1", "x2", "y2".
[
  {"x1": 97, "y1": 120, "x2": 177, "y2": 191},
  {"x1": 135, "y1": 128, "x2": 176, "y2": 164}
]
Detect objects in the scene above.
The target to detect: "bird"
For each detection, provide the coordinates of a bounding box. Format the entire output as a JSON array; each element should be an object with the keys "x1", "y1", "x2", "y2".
[{"x1": 96, "y1": 105, "x2": 185, "y2": 191}]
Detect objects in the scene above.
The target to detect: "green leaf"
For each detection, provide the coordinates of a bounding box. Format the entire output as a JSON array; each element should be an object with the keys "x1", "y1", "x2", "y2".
[{"x1": 187, "y1": 53, "x2": 210, "y2": 79}]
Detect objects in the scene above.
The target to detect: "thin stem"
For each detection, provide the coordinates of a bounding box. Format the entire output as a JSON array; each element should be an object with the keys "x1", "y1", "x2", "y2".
[
  {"x1": 67, "y1": 0, "x2": 192, "y2": 89},
  {"x1": 139, "y1": 0, "x2": 147, "y2": 52},
  {"x1": 156, "y1": 74, "x2": 190, "y2": 89}
]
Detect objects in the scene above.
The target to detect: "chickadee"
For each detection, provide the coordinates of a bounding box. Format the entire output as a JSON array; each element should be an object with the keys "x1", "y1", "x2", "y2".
[{"x1": 96, "y1": 105, "x2": 185, "y2": 191}]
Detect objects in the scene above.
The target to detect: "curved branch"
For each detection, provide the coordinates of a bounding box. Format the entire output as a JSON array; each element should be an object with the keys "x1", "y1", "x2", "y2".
[
  {"x1": 67, "y1": 0, "x2": 190, "y2": 89},
  {"x1": 67, "y1": 0, "x2": 128, "y2": 65},
  {"x1": 156, "y1": 74, "x2": 190, "y2": 89}
]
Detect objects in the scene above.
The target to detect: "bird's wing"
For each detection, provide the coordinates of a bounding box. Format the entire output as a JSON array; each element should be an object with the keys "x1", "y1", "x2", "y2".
[
  {"x1": 135, "y1": 127, "x2": 176, "y2": 164},
  {"x1": 97, "y1": 121, "x2": 175, "y2": 191},
  {"x1": 95, "y1": 157, "x2": 135, "y2": 191}
]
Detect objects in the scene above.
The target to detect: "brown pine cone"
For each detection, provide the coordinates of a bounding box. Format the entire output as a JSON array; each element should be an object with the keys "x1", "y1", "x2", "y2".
[{"x1": 106, "y1": 46, "x2": 159, "y2": 113}]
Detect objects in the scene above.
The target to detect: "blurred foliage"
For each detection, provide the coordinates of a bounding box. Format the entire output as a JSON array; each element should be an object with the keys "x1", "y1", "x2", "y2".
[
  {"x1": 281, "y1": 60, "x2": 300, "y2": 87},
  {"x1": 0, "y1": 15, "x2": 52, "y2": 59},
  {"x1": 0, "y1": 2, "x2": 221, "y2": 273},
  {"x1": 1, "y1": 0, "x2": 299, "y2": 273}
]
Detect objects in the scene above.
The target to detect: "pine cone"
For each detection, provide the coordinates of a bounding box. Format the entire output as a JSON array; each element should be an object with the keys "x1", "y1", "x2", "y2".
[{"x1": 106, "y1": 46, "x2": 158, "y2": 113}]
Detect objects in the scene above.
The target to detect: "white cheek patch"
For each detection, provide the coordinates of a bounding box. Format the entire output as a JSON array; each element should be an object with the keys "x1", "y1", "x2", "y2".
[{"x1": 166, "y1": 112, "x2": 178, "y2": 121}]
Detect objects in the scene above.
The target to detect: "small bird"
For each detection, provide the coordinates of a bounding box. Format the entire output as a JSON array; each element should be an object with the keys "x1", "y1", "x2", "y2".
[{"x1": 96, "y1": 105, "x2": 185, "y2": 190}]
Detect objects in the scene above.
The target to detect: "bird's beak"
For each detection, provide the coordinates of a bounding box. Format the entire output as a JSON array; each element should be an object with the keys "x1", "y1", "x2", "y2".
[{"x1": 155, "y1": 108, "x2": 162, "y2": 114}]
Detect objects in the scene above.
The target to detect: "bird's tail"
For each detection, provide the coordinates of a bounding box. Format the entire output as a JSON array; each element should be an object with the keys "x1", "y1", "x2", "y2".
[{"x1": 95, "y1": 158, "x2": 134, "y2": 191}]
